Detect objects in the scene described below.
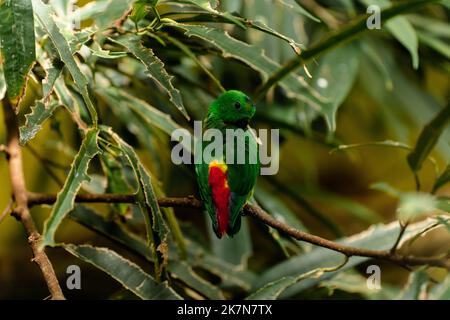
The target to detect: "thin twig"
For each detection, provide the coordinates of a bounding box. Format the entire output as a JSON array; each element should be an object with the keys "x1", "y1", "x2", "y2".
[
  {"x1": 27, "y1": 192, "x2": 450, "y2": 269},
  {"x1": 2, "y1": 98, "x2": 65, "y2": 300},
  {"x1": 391, "y1": 221, "x2": 410, "y2": 254},
  {"x1": 0, "y1": 198, "x2": 13, "y2": 225}
]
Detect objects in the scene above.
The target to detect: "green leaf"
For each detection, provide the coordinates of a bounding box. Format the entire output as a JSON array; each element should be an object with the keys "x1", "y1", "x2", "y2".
[
  {"x1": 398, "y1": 269, "x2": 429, "y2": 300},
  {"x1": 68, "y1": 205, "x2": 245, "y2": 297},
  {"x1": 418, "y1": 31, "x2": 450, "y2": 60},
  {"x1": 408, "y1": 14, "x2": 450, "y2": 38},
  {"x1": 130, "y1": 1, "x2": 153, "y2": 25},
  {"x1": 41, "y1": 129, "x2": 99, "y2": 247},
  {"x1": 111, "y1": 35, "x2": 189, "y2": 120},
  {"x1": 89, "y1": 47, "x2": 127, "y2": 59},
  {"x1": 170, "y1": 23, "x2": 325, "y2": 109},
  {"x1": 32, "y1": 0, "x2": 97, "y2": 125},
  {"x1": 360, "y1": 0, "x2": 419, "y2": 69},
  {"x1": 246, "y1": 267, "x2": 329, "y2": 300},
  {"x1": 19, "y1": 100, "x2": 60, "y2": 145},
  {"x1": 407, "y1": 102, "x2": 450, "y2": 172},
  {"x1": 0, "y1": 0, "x2": 36, "y2": 108},
  {"x1": 309, "y1": 43, "x2": 360, "y2": 131},
  {"x1": 386, "y1": 17, "x2": 419, "y2": 69},
  {"x1": 277, "y1": 0, "x2": 321, "y2": 23},
  {"x1": 64, "y1": 244, "x2": 181, "y2": 300},
  {"x1": 253, "y1": 217, "x2": 442, "y2": 298},
  {"x1": 104, "y1": 127, "x2": 169, "y2": 279},
  {"x1": 246, "y1": 277, "x2": 299, "y2": 300}
]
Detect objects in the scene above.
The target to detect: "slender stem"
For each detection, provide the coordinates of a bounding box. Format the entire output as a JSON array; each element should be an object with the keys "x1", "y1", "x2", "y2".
[
  {"x1": 0, "y1": 198, "x2": 13, "y2": 225},
  {"x1": 2, "y1": 98, "x2": 65, "y2": 300},
  {"x1": 27, "y1": 192, "x2": 450, "y2": 269},
  {"x1": 390, "y1": 221, "x2": 410, "y2": 254},
  {"x1": 254, "y1": 0, "x2": 442, "y2": 101}
]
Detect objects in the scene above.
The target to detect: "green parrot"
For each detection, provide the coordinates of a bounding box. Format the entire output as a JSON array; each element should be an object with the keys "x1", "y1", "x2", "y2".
[{"x1": 195, "y1": 90, "x2": 260, "y2": 238}]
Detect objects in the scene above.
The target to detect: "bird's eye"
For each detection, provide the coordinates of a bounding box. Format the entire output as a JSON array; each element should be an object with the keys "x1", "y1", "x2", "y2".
[{"x1": 234, "y1": 101, "x2": 241, "y2": 109}]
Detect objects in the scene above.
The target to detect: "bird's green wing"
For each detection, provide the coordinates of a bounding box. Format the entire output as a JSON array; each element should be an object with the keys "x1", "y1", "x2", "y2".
[
  {"x1": 195, "y1": 158, "x2": 218, "y2": 231},
  {"x1": 226, "y1": 131, "x2": 260, "y2": 231}
]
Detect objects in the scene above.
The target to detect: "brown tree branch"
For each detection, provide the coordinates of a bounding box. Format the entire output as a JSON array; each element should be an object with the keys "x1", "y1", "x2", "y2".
[
  {"x1": 2, "y1": 99, "x2": 65, "y2": 300},
  {"x1": 27, "y1": 192, "x2": 450, "y2": 270}
]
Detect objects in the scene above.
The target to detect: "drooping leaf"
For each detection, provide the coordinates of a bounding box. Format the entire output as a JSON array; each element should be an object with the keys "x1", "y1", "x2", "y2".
[
  {"x1": 278, "y1": 0, "x2": 321, "y2": 23},
  {"x1": 360, "y1": 0, "x2": 419, "y2": 69},
  {"x1": 41, "y1": 129, "x2": 99, "y2": 248},
  {"x1": 104, "y1": 127, "x2": 170, "y2": 279},
  {"x1": 386, "y1": 17, "x2": 419, "y2": 69},
  {"x1": 308, "y1": 43, "x2": 360, "y2": 131},
  {"x1": 418, "y1": 31, "x2": 450, "y2": 60},
  {"x1": 407, "y1": 102, "x2": 450, "y2": 172},
  {"x1": 246, "y1": 267, "x2": 330, "y2": 300},
  {"x1": 170, "y1": 23, "x2": 325, "y2": 109},
  {"x1": 0, "y1": 0, "x2": 36, "y2": 109},
  {"x1": 253, "y1": 217, "x2": 443, "y2": 298},
  {"x1": 32, "y1": 0, "x2": 97, "y2": 125},
  {"x1": 19, "y1": 100, "x2": 60, "y2": 145},
  {"x1": 64, "y1": 244, "x2": 181, "y2": 300},
  {"x1": 111, "y1": 35, "x2": 189, "y2": 119}
]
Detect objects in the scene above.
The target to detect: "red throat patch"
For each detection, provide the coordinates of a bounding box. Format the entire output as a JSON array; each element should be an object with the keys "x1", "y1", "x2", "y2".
[{"x1": 208, "y1": 162, "x2": 230, "y2": 237}]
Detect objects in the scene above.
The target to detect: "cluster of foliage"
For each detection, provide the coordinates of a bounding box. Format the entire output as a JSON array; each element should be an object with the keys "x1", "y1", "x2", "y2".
[{"x1": 0, "y1": 0, "x2": 449, "y2": 299}]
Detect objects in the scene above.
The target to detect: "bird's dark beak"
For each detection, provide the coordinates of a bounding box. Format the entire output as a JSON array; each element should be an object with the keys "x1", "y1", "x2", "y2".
[{"x1": 235, "y1": 119, "x2": 249, "y2": 129}]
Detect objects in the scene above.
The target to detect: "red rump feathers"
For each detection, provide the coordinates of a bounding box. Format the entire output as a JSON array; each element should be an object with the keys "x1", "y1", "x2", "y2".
[{"x1": 208, "y1": 162, "x2": 230, "y2": 237}]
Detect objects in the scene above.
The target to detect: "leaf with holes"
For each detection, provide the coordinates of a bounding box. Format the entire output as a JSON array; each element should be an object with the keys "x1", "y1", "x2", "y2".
[
  {"x1": 41, "y1": 129, "x2": 99, "y2": 248},
  {"x1": 32, "y1": 0, "x2": 97, "y2": 125},
  {"x1": 19, "y1": 100, "x2": 60, "y2": 145}
]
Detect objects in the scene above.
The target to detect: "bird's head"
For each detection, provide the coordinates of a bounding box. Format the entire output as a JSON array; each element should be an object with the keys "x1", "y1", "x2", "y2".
[{"x1": 208, "y1": 90, "x2": 256, "y2": 129}]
